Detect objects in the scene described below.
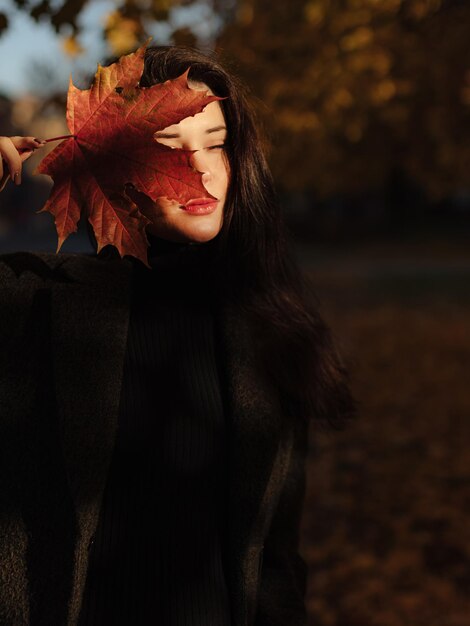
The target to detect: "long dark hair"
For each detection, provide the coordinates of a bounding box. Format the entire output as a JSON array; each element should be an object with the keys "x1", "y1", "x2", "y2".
[{"x1": 110, "y1": 45, "x2": 357, "y2": 428}]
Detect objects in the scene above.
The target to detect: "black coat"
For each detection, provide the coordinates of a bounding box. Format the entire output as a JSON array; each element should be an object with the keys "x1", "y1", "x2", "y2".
[{"x1": 0, "y1": 250, "x2": 311, "y2": 626}]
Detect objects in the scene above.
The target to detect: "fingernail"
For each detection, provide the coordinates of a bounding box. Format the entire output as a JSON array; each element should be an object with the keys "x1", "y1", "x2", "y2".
[{"x1": 13, "y1": 172, "x2": 20, "y2": 185}]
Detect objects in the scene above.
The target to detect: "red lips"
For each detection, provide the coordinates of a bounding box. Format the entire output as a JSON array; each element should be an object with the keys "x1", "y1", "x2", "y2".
[
  {"x1": 184, "y1": 197, "x2": 218, "y2": 207},
  {"x1": 179, "y1": 197, "x2": 219, "y2": 214}
]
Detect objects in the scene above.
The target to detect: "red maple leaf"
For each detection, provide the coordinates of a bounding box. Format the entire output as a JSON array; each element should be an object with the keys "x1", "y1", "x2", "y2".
[{"x1": 34, "y1": 40, "x2": 221, "y2": 268}]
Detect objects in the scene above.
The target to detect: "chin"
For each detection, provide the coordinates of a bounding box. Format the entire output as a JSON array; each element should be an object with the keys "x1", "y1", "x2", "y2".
[
  {"x1": 177, "y1": 208, "x2": 224, "y2": 242},
  {"x1": 185, "y1": 225, "x2": 222, "y2": 243},
  {"x1": 147, "y1": 214, "x2": 223, "y2": 244}
]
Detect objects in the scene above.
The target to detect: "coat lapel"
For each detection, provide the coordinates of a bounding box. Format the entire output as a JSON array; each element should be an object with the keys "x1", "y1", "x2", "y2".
[
  {"x1": 51, "y1": 255, "x2": 133, "y2": 512},
  {"x1": 50, "y1": 254, "x2": 133, "y2": 623},
  {"x1": 215, "y1": 301, "x2": 292, "y2": 626}
]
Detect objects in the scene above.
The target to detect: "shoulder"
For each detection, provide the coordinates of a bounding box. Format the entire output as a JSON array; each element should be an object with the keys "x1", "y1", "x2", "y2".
[{"x1": 0, "y1": 250, "x2": 133, "y2": 288}]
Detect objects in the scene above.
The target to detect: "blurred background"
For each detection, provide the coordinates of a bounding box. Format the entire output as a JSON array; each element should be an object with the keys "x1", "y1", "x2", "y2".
[{"x1": 0, "y1": 1, "x2": 469, "y2": 624}]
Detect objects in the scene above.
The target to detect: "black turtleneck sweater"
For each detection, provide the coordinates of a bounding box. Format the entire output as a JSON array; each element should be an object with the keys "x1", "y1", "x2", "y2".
[{"x1": 77, "y1": 234, "x2": 232, "y2": 625}]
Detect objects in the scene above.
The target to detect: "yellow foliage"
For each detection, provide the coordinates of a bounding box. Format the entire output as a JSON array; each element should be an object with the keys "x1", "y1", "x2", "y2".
[
  {"x1": 370, "y1": 50, "x2": 392, "y2": 76},
  {"x1": 346, "y1": 50, "x2": 384, "y2": 73},
  {"x1": 151, "y1": 0, "x2": 175, "y2": 11},
  {"x1": 332, "y1": 8, "x2": 372, "y2": 34},
  {"x1": 277, "y1": 109, "x2": 322, "y2": 132},
  {"x1": 340, "y1": 26, "x2": 374, "y2": 51},
  {"x1": 326, "y1": 88, "x2": 354, "y2": 114},
  {"x1": 344, "y1": 120, "x2": 364, "y2": 142},
  {"x1": 266, "y1": 78, "x2": 289, "y2": 100},
  {"x1": 237, "y1": 1, "x2": 254, "y2": 25},
  {"x1": 304, "y1": 2, "x2": 325, "y2": 26},
  {"x1": 364, "y1": 0, "x2": 401, "y2": 14},
  {"x1": 62, "y1": 35, "x2": 84, "y2": 57},
  {"x1": 370, "y1": 79, "x2": 396, "y2": 104},
  {"x1": 407, "y1": 0, "x2": 442, "y2": 20},
  {"x1": 104, "y1": 10, "x2": 140, "y2": 56}
]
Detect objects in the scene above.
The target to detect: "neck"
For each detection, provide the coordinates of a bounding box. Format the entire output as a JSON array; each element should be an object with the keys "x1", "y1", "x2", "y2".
[
  {"x1": 141, "y1": 232, "x2": 217, "y2": 273},
  {"x1": 146, "y1": 233, "x2": 197, "y2": 255}
]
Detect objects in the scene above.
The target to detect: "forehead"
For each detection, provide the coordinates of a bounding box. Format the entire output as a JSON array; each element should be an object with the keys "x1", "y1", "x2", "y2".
[{"x1": 158, "y1": 85, "x2": 226, "y2": 136}]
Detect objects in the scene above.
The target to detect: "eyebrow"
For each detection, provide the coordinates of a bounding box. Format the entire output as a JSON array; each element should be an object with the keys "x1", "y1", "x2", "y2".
[{"x1": 155, "y1": 125, "x2": 227, "y2": 139}]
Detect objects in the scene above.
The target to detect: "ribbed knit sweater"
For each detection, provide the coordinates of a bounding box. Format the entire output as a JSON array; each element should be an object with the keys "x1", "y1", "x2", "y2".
[{"x1": 77, "y1": 233, "x2": 232, "y2": 625}]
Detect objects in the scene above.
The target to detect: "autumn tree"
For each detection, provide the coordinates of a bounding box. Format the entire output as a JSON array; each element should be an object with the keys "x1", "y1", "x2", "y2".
[{"x1": 218, "y1": 0, "x2": 470, "y2": 200}]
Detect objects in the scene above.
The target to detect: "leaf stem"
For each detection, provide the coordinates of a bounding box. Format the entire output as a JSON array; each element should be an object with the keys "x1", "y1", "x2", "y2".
[{"x1": 45, "y1": 134, "x2": 75, "y2": 143}]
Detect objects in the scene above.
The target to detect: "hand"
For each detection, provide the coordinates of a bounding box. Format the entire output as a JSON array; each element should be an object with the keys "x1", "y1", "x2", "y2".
[{"x1": 0, "y1": 136, "x2": 47, "y2": 192}]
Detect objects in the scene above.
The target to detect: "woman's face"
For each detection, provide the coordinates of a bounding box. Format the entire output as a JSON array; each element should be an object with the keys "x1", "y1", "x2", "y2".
[{"x1": 137, "y1": 82, "x2": 229, "y2": 244}]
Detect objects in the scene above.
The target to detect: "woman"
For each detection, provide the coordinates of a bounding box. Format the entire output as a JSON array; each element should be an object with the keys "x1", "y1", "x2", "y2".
[{"x1": 0, "y1": 46, "x2": 356, "y2": 626}]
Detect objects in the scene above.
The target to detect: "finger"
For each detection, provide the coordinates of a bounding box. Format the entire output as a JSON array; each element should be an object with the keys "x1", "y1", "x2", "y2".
[
  {"x1": 0, "y1": 137, "x2": 23, "y2": 184},
  {"x1": 10, "y1": 136, "x2": 46, "y2": 152},
  {"x1": 0, "y1": 162, "x2": 8, "y2": 193},
  {"x1": 0, "y1": 148, "x2": 35, "y2": 192},
  {"x1": 0, "y1": 156, "x2": 10, "y2": 192},
  {"x1": 20, "y1": 149, "x2": 34, "y2": 163}
]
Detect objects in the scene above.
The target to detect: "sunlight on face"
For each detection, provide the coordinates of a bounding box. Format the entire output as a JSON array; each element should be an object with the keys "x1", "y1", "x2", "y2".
[{"x1": 138, "y1": 81, "x2": 230, "y2": 244}]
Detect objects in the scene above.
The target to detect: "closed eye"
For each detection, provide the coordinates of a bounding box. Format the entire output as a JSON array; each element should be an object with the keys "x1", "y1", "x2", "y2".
[{"x1": 208, "y1": 144, "x2": 226, "y2": 150}]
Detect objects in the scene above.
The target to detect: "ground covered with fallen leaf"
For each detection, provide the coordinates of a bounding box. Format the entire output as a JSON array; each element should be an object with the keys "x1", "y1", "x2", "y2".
[{"x1": 297, "y1": 236, "x2": 470, "y2": 626}]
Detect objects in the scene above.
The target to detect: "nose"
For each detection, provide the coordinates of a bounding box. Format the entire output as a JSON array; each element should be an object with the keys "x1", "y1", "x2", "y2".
[{"x1": 190, "y1": 150, "x2": 212, "y2": 184}]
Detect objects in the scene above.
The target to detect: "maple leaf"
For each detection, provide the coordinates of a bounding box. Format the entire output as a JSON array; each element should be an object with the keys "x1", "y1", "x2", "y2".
[{"x1": 34, "y1": 39, "x2": 221, "y2": 268}]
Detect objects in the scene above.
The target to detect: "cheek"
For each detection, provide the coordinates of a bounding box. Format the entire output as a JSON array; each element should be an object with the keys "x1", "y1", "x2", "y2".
[
  {"x1": 154, "y1": 198, "x2": 179, "y2": 211},
  {"x1": 219, "y1": 158, "x2": 230, "y2": 194},
  {"x1": 125, "y1": 185, "x2": 167, "y2": 221},
  {"x1": 138, "y1": 197, "x2": 179, "y2": 222}
]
